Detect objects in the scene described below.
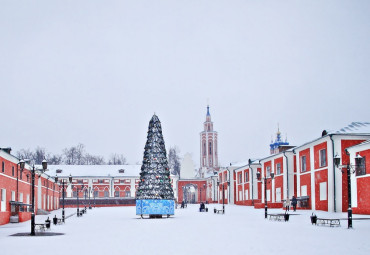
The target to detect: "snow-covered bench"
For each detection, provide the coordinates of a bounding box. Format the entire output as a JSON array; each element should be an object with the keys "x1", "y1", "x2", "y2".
[
  {"x1": 268, "y1": 213, "x2": 289, "y2": 222},
  {"x1": 35, "y1": 223, "x2": 47, "y2": 232},
  {"x1": 316, "y1": 218, "x2": 340, "y2": 227}
]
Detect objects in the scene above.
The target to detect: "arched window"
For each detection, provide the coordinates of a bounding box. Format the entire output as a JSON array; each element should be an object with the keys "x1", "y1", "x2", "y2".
[
  {"x1": 209, "y1": 142, "x2": 212, "y2": 155},
  {"x1": 203, "y1": 143, "x2": 206, "y2": 156}
]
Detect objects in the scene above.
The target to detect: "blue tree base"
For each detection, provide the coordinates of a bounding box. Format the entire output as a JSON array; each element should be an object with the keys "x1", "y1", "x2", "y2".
[{"x1": 136, "y1": 199, "x2": 175, "y2": 217}]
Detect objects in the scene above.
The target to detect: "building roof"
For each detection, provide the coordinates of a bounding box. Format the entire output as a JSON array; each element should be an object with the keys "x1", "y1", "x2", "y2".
[
  {"x1": 331, "y1": 122, "x2": 370, "y2": 134},
  {"x1": 45, "y1": 165, "x2": 142, "y2": 178}
]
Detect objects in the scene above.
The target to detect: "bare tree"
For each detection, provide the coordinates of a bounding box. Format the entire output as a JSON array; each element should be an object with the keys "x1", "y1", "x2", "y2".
[
  {"x1": 33, "y1": 147, "x2": 48, "y2": 164},
  {"x1": 48, "y1": 154, "x2": 63, "y2": 165},
  {"x1": 84, "y1": 154, "x2": 105, "y2": 165},
  {"x1": 63, "y1": 143, "x2": 85, "y2": 165},
  {"x1": 108, "y1": 153, "x2": 127, "y2": 165},
  {"x1": 16, "y1": 149, "x2": 34, "y2": 162},
  {"x1": 168, "y1": 146, "x2": 181, "y2": 176}
]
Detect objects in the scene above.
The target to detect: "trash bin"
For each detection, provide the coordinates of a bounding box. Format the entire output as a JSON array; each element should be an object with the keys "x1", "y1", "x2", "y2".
[
  {"x1": 284, "y1": 213, "x2": 290, "y2": 222},
  {"x1": 45, "y1": 217, "x2": 51, "y2": 229},
  {"x1": 53, "y1": 215, "x2": 58, "y2": 225},
  {"x1": 310, "y1": 214, "x2": 317, "y2": 225}
]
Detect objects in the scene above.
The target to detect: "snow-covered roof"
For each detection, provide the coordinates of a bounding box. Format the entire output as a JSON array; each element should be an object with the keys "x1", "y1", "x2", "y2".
[
  {"x1": 330, "y1": 122, "x2": 370, "y2": 134},
  {"x1": 45, "y1": 165, "x2": 142, "y2": 178}
]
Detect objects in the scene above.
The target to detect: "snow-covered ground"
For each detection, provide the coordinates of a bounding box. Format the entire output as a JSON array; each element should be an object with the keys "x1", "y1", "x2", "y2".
[{"x1": 1, "y1": 205, "x2": 369, "y2": 255}]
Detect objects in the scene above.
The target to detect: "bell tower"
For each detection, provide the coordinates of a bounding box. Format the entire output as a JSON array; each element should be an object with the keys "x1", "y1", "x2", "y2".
[{"x1": 200, "y1": 105, "x2": 218, "y2": 173}]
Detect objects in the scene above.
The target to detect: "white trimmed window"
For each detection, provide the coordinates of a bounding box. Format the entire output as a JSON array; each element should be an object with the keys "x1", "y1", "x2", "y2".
[
  {"x1": 319, "y1": 149, "x2": 327, "y2": 167},
  {"x1": 245, "y1": 189, "x2": 249, "y2": 200},
  {"x1": 301, "y1": 156, "x2": 307, "y2": 172},
  {"x1": 11, "y1": 191, "x2": 15, "y2": 201},
  {"x1": 276, "y1": 163, "x2": 281, "y2": 175},
  {"x1": 266, "y1": 166, "x2": 271, "y2": 177},
  {"x1": 267, "y1": 189, "x2": 271, "y2": 201},
  {"x1": 1, "y1": 189, "x2": 6, "y2": 212},
  {"x1": 20, "y1": 193, "x2": 23, "y2": 203},
  {"x1": 320, "y1": 182, "x2": 327, "y2": 200},
  {"x1": 301, "y1": 185, "x2": 307, "y2": 196},
  {"x1": 276, "y1": 188, "x2": 281, "y2": 202},
  {"x1": 239, "y1": 191, "x2": 242, "y2": 201}
]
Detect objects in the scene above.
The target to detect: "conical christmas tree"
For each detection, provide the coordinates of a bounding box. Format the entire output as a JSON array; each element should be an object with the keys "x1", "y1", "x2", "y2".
[{"x1": 136, "y1": 114, "x2": 174, "y2": 200}]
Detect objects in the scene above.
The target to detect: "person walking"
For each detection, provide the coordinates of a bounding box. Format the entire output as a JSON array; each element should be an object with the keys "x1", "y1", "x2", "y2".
[
  {"x1": 285, "y1": 197, "x2": 290, "y2": 211},
  {"x1": 292, "y1": 196, "x2": 297, "y2": 212}
]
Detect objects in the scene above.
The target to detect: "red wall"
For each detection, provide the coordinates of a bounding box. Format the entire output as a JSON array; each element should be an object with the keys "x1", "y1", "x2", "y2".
[
  {"x1": 341, "y1": 140, "x2": 366, "y2": 212},
  {"x1": 353, "y1": 148, "x2": 370, "y2": 214},
  {"x1": 314, "y1": 169, "x2": 328, "y2": 211}
]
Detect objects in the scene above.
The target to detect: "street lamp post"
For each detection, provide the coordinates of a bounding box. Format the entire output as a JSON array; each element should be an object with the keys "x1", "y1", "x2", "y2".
[
  {"x1": 16, "y1": 160, "x2": 26, "y2": 217},
  {"x1": 88, "y1": 187, "x2": 92, "y2": 209},
  {"x1": 334, "y1": 153, "x2": 363, "y2": 229},
  {"x1": 23, "y1": 159, "x2": 48, "y2": 236},
  {"x1": 55, "y1": 174, "x2": 72, "y2": 223},
  {"x1": 257, "y1": 171, "x2": 275, "y2": 219}
]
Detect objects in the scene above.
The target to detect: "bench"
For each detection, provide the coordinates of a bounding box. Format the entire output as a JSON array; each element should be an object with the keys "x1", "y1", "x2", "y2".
[
  {"x1": 214, "y1": 208, "x2": 224, "y2": 214},
  {"x1": 35, "y1": 223, "x2": 47, "y2": 232},
  {"x1": 268, "y1": 214, "x2": 285, "y2": 221},
  {"x1": 200, "y1": 208, "x2": 208, "y2": 212},
  {"x1": 316, "y1": 218, "x2": 340, "y2": 227}
]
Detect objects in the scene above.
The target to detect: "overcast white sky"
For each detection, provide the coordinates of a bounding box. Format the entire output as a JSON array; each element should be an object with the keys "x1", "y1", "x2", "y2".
[{"x1": 1, "y1": 0, "x2": 369, "y2": 166}]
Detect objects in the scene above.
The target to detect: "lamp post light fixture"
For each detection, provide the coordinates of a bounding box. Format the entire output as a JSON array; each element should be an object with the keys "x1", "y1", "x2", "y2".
[
  {"x1": 22, "y1": 159, "x2": 48, "y2": 236},
  {"x1": 257, "y1": 171, "x2": 275, "y2": 219},
  {"x1": 55, "y1": 173, "x2": 72, "y2": 223},
  {"x1": 334, "y1": 152, "x2": 363, "y2": 229}
]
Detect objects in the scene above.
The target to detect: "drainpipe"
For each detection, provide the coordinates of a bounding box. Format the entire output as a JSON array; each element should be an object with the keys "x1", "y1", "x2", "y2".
[
  {"x1": 329, "y1": 134, "x2": 336, "y2": 212},
  {"x1": 248, "y1": 159, "x2": 254, "y2": 205},
  {"x1": 283, "y1": 151, "x2": 289, "y2": 200}
]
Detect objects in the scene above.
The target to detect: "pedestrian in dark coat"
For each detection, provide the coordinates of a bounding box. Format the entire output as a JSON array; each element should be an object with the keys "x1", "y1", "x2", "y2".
[{"x1": 292, "y1": 196, "x2": 297, "y2": 212}]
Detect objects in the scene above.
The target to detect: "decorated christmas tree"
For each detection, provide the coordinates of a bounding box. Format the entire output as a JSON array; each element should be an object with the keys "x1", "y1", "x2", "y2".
[{"x1": 136, "y1": 114, "x2": 175, "y2": 217}]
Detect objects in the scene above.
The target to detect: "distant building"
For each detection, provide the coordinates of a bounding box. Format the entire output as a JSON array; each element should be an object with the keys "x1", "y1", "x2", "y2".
[
  {"x1": 199, "y1": 105, "x2": 219, "y2": 177},
  {"x1": 270, "y1": 126, "x2": 291, "y2": 154}
]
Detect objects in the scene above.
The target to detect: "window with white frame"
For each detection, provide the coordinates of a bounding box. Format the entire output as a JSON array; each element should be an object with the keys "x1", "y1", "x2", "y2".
[
  {"x1": 267, "y1": 189, "x2": 271, "y2": 201},
  {"x1": 301, "y1": 156, "x2": 307, "y2": 172},
  {"x1": 20, "y1": 193, "x2": 23, "y2": 203},
  {"x1": 104, "y1": 191, "x2": 109, "y2": 197},
  {"x1": 1, "y1": 189, "x2": 6, "y2": 212},
  {"x1": 245, "y1": 171, "x2": 249, "y2": 182},
  {"x1": 266, "y1": 166, "x2": 271, "y2": 177},
  {"x1": 27, "y1": 195, "x2": 30, "y2": 205},
  {"x1": 301, "y1": 185, "x2": 307, "y2": 196},
  {"x1": 319, "y1": 149, "x2": 327, "y2": 167},
  {"x1": 320, "y1": 182, "x2": 327, "y2": 200},
  {"x1": 239, "y1": 191, "x2": 242, "y2": 201},
  {"x1": 125, "y1": 190, "x2": 131, "y2": 197},
  {"x1": 355, "y1": 156, "x2": 366, "y2": 176},
  {"x1": 276, "y1": 187, "x2": 281, "y2": 202},
  {"x1": 11, "y1": 191, "x2": 15, "y2": 201},
  {"x1": 238, "y1": 173, "x2": 242, "y2": 184},
  {"x1": 94, "y1": 191, "x2": 98, "y2": 197},
  {"x1": 114, "y1": 190, "x2": 120, "y2": 197},
  {"x1": 245, "y1": 189, "x2": 249, "y2": 200},
  {"x1": 276, "y1": 163, "x2": 281, "y2": 175}
]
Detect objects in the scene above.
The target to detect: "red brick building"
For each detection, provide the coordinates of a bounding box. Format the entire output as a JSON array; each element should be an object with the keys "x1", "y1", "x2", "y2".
[{"x1": 0, "y1": 148, "x2": 60, "y2": 225}]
